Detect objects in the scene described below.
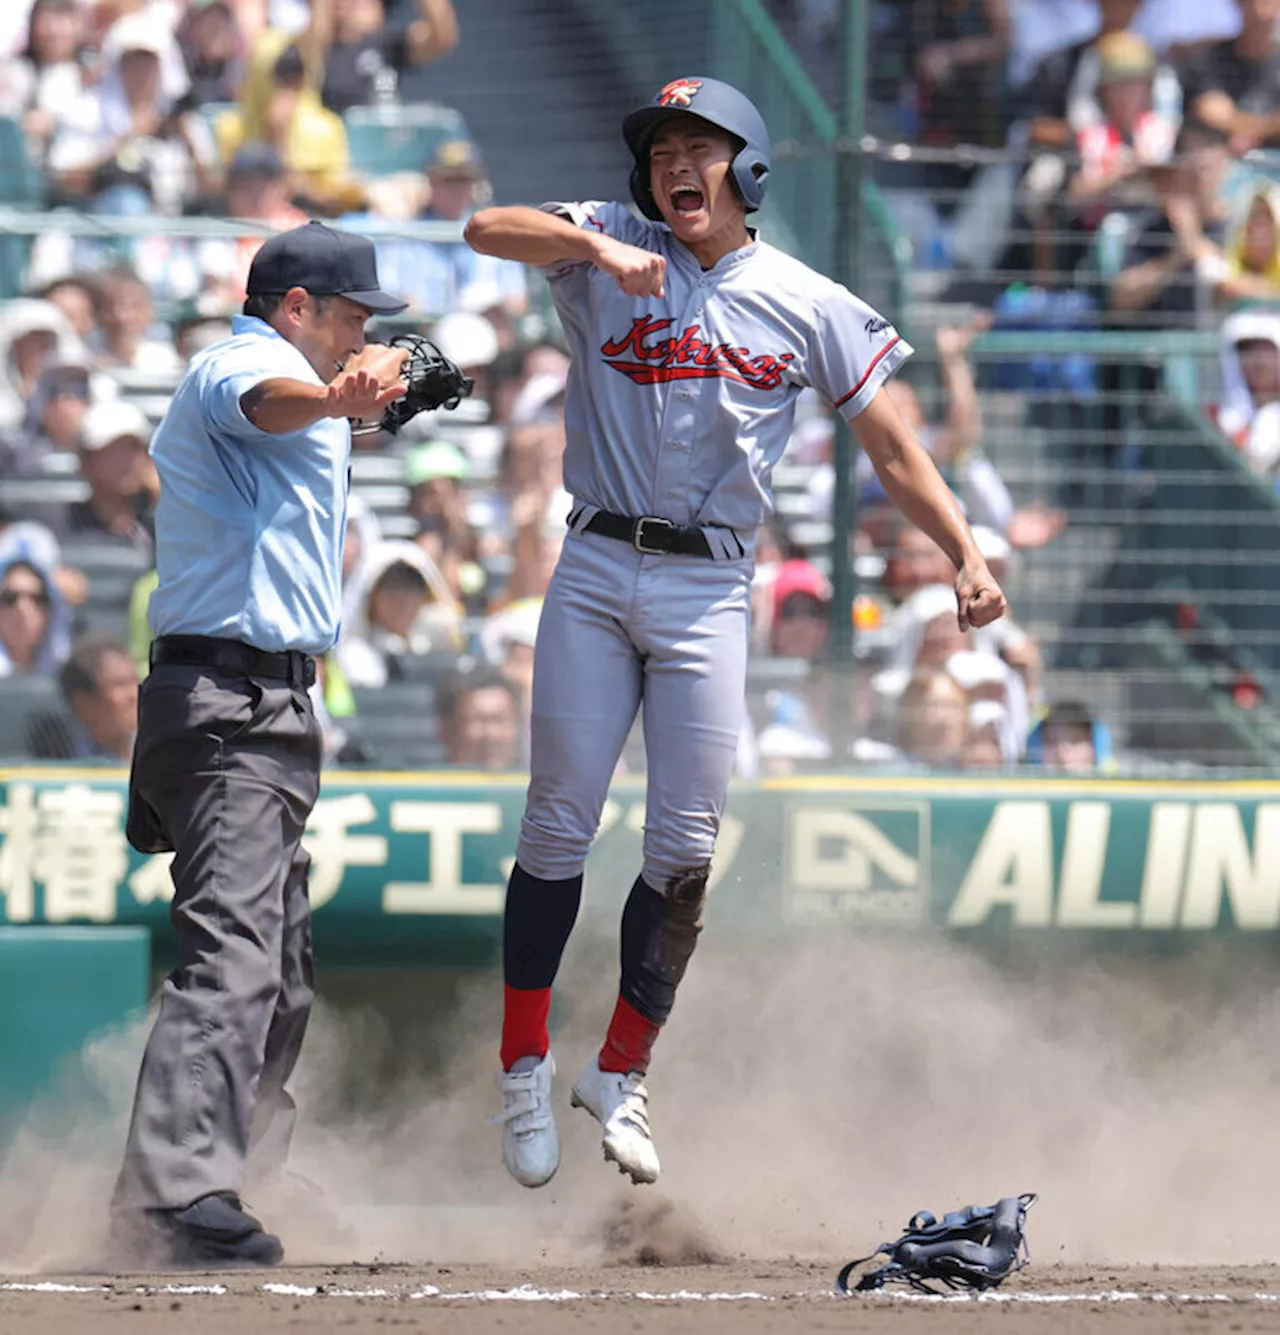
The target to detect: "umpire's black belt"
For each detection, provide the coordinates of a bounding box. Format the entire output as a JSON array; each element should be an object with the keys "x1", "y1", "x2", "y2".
[
  {"x1": 584, "y1": 510, "x2": 723, "y2": 558},
  {"x1": 150, "y1": 635, "x2": 317, "y2": 689}
]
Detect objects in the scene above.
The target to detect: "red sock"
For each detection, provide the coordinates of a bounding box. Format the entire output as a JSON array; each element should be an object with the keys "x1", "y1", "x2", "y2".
[
  {"x1": 598, "y1": 995, "x2": 661, "y2": 1075},
  {"x1": 501, "y1": 985, "x2": 551, "y2": 1071}
]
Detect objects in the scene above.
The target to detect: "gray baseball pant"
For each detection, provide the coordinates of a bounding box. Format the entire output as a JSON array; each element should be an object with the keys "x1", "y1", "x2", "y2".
[
  {"x1": 113, "y1": 661, "x2": 321, "y2": 1212},
  {"x1": 516, "y1": 524, "x2": 751, "y2": 888}
]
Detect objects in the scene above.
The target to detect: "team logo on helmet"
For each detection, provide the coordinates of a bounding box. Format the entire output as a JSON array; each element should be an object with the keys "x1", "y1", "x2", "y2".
[{"x1": 657, "y1": 78, "x2": 702, "y2": 108}]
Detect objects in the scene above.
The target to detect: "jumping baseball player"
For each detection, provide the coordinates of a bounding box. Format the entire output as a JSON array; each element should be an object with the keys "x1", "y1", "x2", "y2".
[{"x1": 466, "y1": 77, "x2": 1007, "y2": 1189}]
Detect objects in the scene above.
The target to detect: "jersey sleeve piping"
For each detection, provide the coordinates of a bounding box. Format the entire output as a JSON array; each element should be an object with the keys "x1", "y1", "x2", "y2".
[{"x1": 833, "y1": 335, "x2": 911, "y2": 415}]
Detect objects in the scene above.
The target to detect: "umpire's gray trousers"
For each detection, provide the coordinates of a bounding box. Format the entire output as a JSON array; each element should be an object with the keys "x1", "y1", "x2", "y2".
[{"x1": 113, "y1": 660, "x2": 321, "y2": 1212}]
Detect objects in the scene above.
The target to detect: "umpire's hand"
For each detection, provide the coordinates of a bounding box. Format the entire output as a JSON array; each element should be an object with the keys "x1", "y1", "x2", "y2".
[{"x1": 326, "y1": 345, "x2": 409, "y2": 420}]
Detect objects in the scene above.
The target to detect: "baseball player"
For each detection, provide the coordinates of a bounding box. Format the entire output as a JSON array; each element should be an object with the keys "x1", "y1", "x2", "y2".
[
  {"x1": 466, "y1": 77, "x2": 1006, "y2": 1189},
  {"x1": 110, "y1": 222, "x2": 412, "y2": 1268}
]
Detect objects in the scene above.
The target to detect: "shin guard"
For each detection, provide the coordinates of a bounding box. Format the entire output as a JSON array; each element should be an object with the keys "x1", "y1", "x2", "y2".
[{"x1": 618, "y1": 867, "x2": 709, "y2": 1026}]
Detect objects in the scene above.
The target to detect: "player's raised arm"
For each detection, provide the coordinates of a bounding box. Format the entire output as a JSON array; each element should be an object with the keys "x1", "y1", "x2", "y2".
[
  {"x1": 852, "y1": 387, "x2": 1007, "y2": 631},
  {"x1": 465, "y1": 206, "x2": 665, "y2": 296},
  {"x1": 805, "y1": 282, "x2": 1006, "y2": 632}
]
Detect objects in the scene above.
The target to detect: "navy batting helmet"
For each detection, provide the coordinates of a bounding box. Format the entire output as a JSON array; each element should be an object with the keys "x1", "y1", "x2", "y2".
[{"x1": 622, "y1": 76, "x2": 771, "y2": 222}]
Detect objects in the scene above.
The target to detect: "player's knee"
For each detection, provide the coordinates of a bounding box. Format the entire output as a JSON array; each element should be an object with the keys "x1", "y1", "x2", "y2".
[
  {"x1": 620, "y1": 867, "x2": 709, "y2": 1024},
  {"x1": 641, "y1": 837, "x2": 716, "y2": 898},
  {"x1": 661, "y1": 863, "x2": 710, "y2": 908},
  {"x1": 515, "y1": 820, "x2": 592, "y2": 882},
  {"x1": 517, "y1": 791, "x2": 603, "y2": 881}
]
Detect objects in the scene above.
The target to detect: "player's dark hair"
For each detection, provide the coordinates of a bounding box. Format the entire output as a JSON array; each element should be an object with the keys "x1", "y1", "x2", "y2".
[
  {"x1": 437, "y1": 665, "x2": 519, "y2": 725},
  {"x1": 60, "y1": 632, "x2": 131, "y2": 702}
]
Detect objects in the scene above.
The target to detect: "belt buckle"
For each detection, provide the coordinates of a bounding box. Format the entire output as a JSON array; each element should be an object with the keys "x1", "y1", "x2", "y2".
[{"x1": 633, "y1": 515, "x2": 675, "y2": 554}]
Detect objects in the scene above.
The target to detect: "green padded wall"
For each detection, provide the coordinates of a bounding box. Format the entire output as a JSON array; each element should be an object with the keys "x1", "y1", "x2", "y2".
[{"x1": 0, "y1": 927, "x2": 149, "y2": 1136}]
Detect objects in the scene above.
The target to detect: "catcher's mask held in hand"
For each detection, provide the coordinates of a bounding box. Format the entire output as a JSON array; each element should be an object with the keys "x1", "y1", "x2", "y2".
[
  {"x1": 350, "y1": 334, "x2": 475, "y2": 437},
  {"x1": 836, "y1": 1193, "x2": 1037, "y2": 1296}
]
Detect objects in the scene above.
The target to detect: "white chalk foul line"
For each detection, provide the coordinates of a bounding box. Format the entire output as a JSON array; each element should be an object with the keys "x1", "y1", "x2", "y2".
[
  {"x1": 266, "y1": 1283, "x2": 769, "y2": 1303},
  {"x1": 863, "y1": 1289, "x2": 1237, "y2": 1305},
  {"x1": 0, "y1": 1282, "x2": 229, "y2": 1297},
  {"x1": 0, "y1": 1283, "x2": 109, "y2": 1294},
  {"x1": 256, "y1": 1285, "x2": 1280, "y2": 1305},
  {"x1": 6, "y1": 1280, "x2": 1280, "y2": 1306},
  {"x1": 144, "y1": 1284, "x2": 229, "y2": 1295}
]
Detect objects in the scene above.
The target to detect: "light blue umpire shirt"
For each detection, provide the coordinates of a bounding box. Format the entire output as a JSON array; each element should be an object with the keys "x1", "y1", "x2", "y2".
[{"x1": 147, "y1": 315, "x2": 349, "y2": 655}]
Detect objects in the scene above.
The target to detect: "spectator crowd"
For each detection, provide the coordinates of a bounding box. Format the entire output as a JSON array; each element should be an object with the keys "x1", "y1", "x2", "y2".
[
  {"x1": 0, "y1": 0, "x2": 1199, "y2": 777},
  {"x1": 775, "y1": 2, "x2": 1280, "y2": 487}
]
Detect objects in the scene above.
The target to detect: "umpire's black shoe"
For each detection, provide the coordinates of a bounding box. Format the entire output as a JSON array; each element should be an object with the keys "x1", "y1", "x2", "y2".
[{"x1": 114, "y1": 1192, "x2": 284, "y2": 1270}]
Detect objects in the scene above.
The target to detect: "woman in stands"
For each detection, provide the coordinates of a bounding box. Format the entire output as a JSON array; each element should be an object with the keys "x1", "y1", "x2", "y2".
[
  {"x1": 0, "y1": 555, "x2": 70, "y2": 679},
  {"x1": 0, "y1": 0, "x2": 87, "y2": 167},
  {"x1": 1217, "y1": 184, "x2": 1280, "y2": 307},
  {"x1": 337, "y1": 539, "x2": 462, "y2": 689},
  {"x1": 217, "y1": 33, "x2": 354, "y2": 214}
]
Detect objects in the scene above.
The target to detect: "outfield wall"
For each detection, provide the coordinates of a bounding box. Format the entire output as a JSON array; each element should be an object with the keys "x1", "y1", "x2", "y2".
[{"x1": 3, "y1": 768, "x2": 1280, "y2": 964}]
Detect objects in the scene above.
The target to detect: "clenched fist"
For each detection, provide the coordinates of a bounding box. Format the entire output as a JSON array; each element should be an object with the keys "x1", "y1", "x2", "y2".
[
  {"x1": 955, "y1": 558, "x2": 1007, "y2": 631},
  {"x1": 593, "y1": 235, "x2": 666, "y2": 298}
]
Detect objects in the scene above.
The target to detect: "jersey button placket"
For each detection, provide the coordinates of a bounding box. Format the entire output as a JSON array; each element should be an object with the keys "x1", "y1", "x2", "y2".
[{"x1": 651, "y1": 286, "x2": 703, "y2": 521}]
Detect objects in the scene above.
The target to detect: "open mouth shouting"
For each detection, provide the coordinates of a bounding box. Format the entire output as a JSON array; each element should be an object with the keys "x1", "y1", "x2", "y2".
[{"x1": 668, "y1": 181, "x2": 706, "y2": 220}]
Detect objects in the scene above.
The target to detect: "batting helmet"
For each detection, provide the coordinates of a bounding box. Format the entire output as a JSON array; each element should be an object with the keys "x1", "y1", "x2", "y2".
[{"x1": 622, "y1": 77, "x2": 771, "y2": 222}]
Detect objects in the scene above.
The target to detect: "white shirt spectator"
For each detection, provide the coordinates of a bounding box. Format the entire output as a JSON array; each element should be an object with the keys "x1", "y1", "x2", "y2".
[
  {"x1": 0, "y1": 298, "x2": 85, "y2": 432},
  {"x1": 337, "y1": 540, "x2": 463, "y2": 689},
  {"x1": 0, "y1": 55, "x2": 84, "y2": 151},
  {"x1": 0, "y1": 0, "x2": 35, "y2": 59},
  {"x1": 47, "y1": 15, "x2": 214, "y2": 217}
]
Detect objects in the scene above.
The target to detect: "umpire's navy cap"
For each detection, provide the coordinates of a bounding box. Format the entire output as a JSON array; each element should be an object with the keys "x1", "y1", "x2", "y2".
[{"x1": 247, "y1": 220, "x2": 408, "y2": 315}]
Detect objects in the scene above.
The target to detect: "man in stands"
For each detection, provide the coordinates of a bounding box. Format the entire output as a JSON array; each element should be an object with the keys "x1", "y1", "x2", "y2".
[
  {"x1": 440, "y1": 666, "x2": 522, "y2": 771},
  {"x1": 27, "y1": 630, "x2": 138, "y2": 763},
  {"x1": 64, "y1": 400, "x2": 157, "y2": 553},
  {"x1": 1181, "y1": 0, "x2": 1280, "y2": 154}
]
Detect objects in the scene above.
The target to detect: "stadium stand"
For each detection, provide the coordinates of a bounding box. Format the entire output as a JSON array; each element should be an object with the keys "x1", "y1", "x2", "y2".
[{"x1": 2, "y1": 0, "x2": 1280, "y2": 774}]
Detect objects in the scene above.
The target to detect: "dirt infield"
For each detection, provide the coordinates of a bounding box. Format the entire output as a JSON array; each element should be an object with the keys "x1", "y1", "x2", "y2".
[
  {"x1": 9, "y1": 937, "x2": 1280, "y2": 1333},
  {"x1": 7, "y1": 1261, "x2": 1280, "y2": 1335}
]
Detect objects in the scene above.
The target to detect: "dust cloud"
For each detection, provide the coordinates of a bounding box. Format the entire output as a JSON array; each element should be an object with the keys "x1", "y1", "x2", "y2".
[{"x1": 3, "y1": 911, "x2": 1280, "y2": 1274}]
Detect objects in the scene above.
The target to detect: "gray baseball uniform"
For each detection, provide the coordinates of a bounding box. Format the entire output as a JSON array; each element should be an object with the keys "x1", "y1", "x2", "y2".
[{"x1": 516, "y1": 200, "x2": 912, "y2": 888}]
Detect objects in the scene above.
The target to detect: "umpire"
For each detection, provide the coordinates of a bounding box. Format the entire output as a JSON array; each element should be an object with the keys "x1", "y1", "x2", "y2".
[{"x1": 112, "y1": 222, "x2": 409, "y2": 1269}]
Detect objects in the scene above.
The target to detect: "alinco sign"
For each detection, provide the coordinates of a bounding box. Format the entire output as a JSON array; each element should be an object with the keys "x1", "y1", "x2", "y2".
[
  {"x1": 781, "y1": 791, "x2": 1280, "y2": 932},
  {"x1": 0, "y1": 773, "x2": 1277, "y2": 961}
]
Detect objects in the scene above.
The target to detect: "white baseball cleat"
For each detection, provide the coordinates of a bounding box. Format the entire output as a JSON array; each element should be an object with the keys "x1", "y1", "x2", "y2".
[
  {"x1": 491, "y1": 1052, "x2": 560, "y2": 1188},
  {"x1": 570, "y1": 1059, "x2": 660, "y2": 1185}
]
